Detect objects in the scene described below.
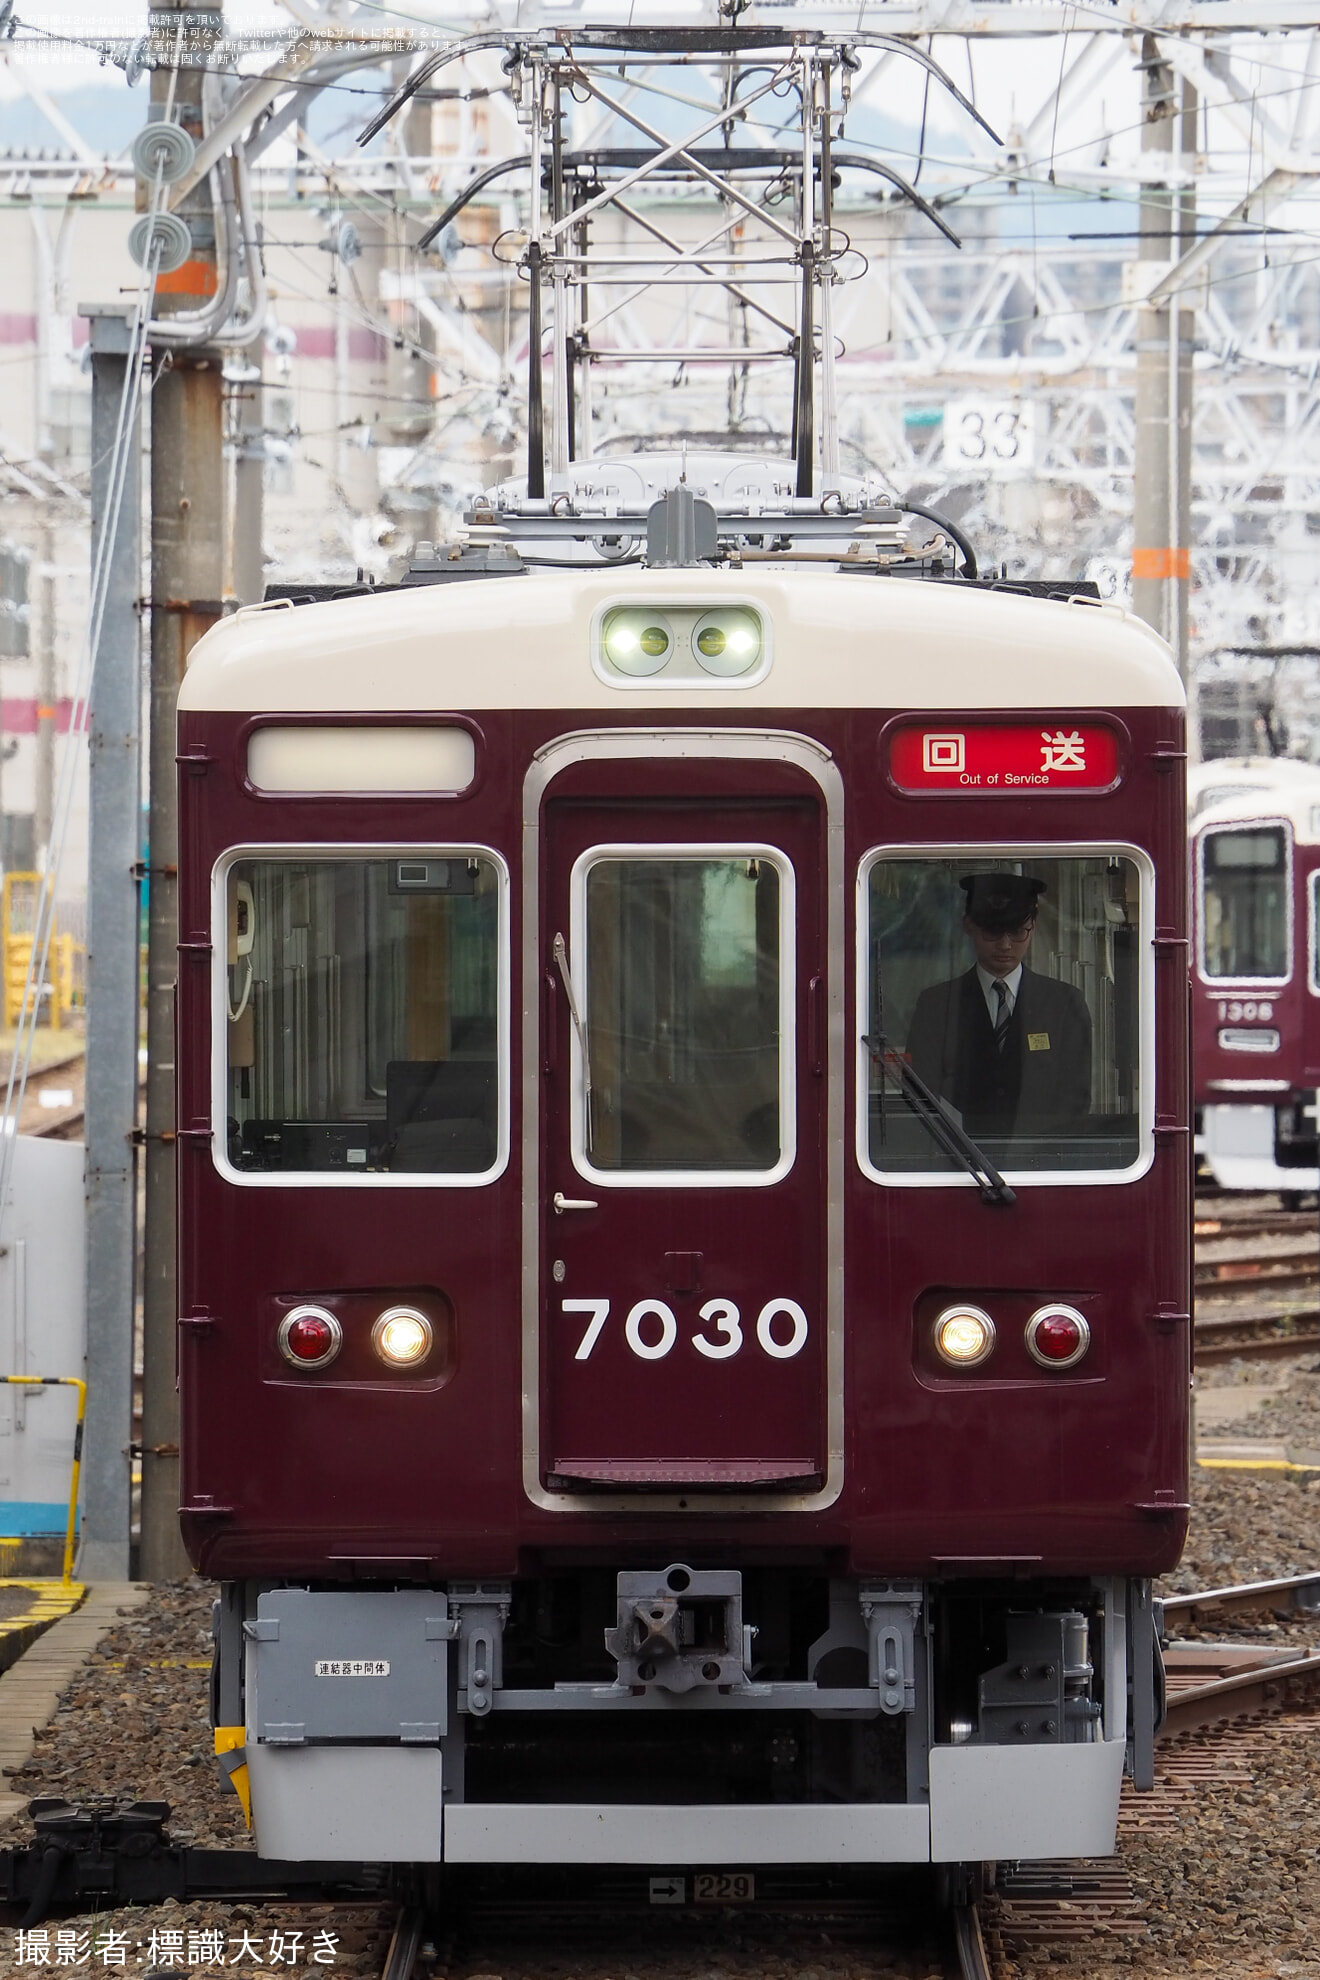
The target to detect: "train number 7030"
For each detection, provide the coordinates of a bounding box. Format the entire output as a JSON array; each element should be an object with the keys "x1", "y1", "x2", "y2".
[{"x1": 561, "y1": 1296, "x2": 808, "y2": 1363}]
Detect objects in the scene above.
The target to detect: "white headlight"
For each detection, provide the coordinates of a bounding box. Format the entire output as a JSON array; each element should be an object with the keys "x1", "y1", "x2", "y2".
[
  {"x1": 372, "y1": 1306, "x2": 433, "y2": 1367},
  {"x1": 692, "y1": 608, "x2": 762, "y2": 676},
  {"x1": 601, "y1": 608, "x2": 672, "y2": 676},
  {"x1": 933, "y1": 1304, "x2": 996, "y2": 1367}
]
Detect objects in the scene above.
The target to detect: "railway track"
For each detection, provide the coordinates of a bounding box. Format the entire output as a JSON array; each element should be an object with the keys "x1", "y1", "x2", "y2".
[
  {"x1": 15, "y1": 1047, "x2": 87, "y2": 1141},
  {"x1": 951, "y1": 1901, "x2": 994, "y2": 1978},
  {"x1": 1158, "y1": 1571, "x2": 1320, "y2": 1736},
  {"x1": 979, "y1": 1571, "x2": 1320, "y2": 1963},
  {"x1": 1161, "y1": 1569, "x2": 1320, "y2": 1626},
  {"x1": 1196, "y1": 1307, "x2": 1320, "y2": 1362},
  {"x1": 382, "y1": 1905, "x2": 427, "y2": 1980},
  {"x1": 370, "y1": 1887, "x2": 998, "y2": 1980},
  {"x1": 1193, "y1": 1193, "x2": 1320, "y2": 1360}
]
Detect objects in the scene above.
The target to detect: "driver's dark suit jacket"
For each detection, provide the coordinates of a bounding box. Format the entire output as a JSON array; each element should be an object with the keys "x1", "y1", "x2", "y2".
[{"x1": 905, "y1": 964, "x2": 1092, "y2": 1136}]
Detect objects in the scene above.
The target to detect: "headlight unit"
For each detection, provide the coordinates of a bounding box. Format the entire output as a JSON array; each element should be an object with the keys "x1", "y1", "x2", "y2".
[
  {"x1": 601, "y1": 608, "x2": 673, "y2": 677},
  {"x1": 932, "y1": 1303, "x2": 996, "y2": 1368},
  {"x1": 692, "y1": 608, "x2": 762, "y2": 677},
  {"x1": 372, "y1": 1305, "x2": 434, "y2": 1367}
]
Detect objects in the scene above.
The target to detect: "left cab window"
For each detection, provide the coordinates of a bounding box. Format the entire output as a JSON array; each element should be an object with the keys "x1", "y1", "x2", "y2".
[{"x1": 221, "y1": 853, "x2": 504, "y2": 1179}]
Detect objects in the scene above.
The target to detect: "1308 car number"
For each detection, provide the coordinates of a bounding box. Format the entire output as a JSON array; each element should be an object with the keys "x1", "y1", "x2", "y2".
[{"x1": 562, "y1": 1297, "x2": 808, "y2": 1363}]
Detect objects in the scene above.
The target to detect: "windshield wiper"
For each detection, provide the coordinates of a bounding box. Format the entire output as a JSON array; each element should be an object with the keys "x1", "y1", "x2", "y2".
[{"x1": 862, "y1": 1034, "x2": 1016, "y2": 1207}]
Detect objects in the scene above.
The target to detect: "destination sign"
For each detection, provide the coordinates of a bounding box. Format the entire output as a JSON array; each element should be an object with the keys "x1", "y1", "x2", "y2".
[{"x1": 890, "y1": 723, "x2": 1120, "y2": 794}]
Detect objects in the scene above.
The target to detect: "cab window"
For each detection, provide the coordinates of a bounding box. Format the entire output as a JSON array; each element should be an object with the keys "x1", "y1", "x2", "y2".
[
  {"x1": 862, "y1": 851, "x2": 1146, "y2": 1180},
  {"x1": 221, "y1": 853, "x2": 505, "y2": 1178},
  {"x1": 1201, "y1": 826, "x2": 1289, "y2": 981}
]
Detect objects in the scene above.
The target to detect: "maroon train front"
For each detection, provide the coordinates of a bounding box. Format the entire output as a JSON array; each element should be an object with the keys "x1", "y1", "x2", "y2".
[
  {"x1": 1189, "y1": 766, "x2": 1320, "y2": 1194},
  {"x1": 177, "y1": 477, "x2": 1190, "y2": 1874}
]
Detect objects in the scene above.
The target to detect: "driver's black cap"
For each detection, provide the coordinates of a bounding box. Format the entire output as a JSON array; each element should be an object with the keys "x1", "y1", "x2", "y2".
[{"x1": 960, "y1": 873, "x2": 1045, "y2": 932}]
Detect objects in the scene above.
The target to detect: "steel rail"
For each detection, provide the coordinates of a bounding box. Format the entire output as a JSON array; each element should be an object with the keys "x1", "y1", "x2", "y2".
[
  {"x1": 1161, "y1": 1571, "x2": 1320, "y2": 1626},
  {"x1": 951, "y1": 1902, "x2": 994, "y2": 1980},
  {"x1": 1196, "y1": 1263, "x2": 1319, "y2": 1297},
  {"x1": 1196, "y1": 1213, "x2": 1317, "y2": 1240},
  {"x1": 1158, "y1": 1647, "x2": 1320, "y2": 1737},
  {"x1": 33, "y1": 1111, "x2": 84, "y2": 1142},
  {"x1": 1197, "y1": 1326, "x2": 1320, "y2": 1364},
  {"x1": 381, "y1": 1906, "x2": 426, "y2": 1980},
  {"x1": 1194, "y1": 1303, "x2": 1320, "y2": 1359}
]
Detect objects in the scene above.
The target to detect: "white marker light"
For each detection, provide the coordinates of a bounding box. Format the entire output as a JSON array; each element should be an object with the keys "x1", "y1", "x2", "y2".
[
  {"x1": 933, "y1": 1304, "x2": 996, "y2": 1368},
  {"x1": 372, "y1": 1306, "x2": 433, "y2": 1367}
]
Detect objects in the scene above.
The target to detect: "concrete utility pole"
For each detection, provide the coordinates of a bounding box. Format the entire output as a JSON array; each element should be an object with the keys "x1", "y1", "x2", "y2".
[
  {"x1": 140, "y1": 0, "x2": 225, "y2": 1579},
  {"x1": 230, "y1": 351, "x2": 265, "y2": 606},
  {"x1": 79, "y1": 303, "x2": 142, "y2": 1580},
  {"x1": 1131, "y1": 39, "x2": 1195, "y2": 692},
  {"x1": 382, "y1": 85, "x2": 437, "y2": 543},
  {"x1": 34, "y1": 523, "x2": 55, "y2": 865}
]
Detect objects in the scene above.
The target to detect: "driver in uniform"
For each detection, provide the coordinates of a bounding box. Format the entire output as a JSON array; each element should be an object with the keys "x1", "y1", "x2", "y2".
[{"x1": 905, "y1": 874, "x2": 1092, "y2": 1137}]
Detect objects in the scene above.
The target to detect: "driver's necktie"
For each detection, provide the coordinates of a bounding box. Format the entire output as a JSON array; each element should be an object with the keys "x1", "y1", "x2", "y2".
[{"x1": 992, "y1": 978, "x2": 1011, "y2": 1052}]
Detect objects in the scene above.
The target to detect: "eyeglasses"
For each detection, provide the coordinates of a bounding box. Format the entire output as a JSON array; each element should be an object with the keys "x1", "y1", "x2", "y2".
[{"x1": 977, "y1": 920, "x2": 1035, "y2": 940}]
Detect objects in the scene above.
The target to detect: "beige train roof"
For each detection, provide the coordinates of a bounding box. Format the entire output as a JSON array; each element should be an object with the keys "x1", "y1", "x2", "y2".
[
  {"x1": 1194, "y1": 783, "x2": 1320, "y2": 848},
  {"x1": 1188, "y1": 756, "x2": 1320, "y2": 818},
  {"x1": 179, "y1": 565, "x2": 1183, "y2": 714}
]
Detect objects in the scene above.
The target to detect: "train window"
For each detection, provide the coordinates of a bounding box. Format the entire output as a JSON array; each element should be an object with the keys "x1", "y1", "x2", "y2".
[
  {"x1": 573, "y1": 848, "x2": 792, "y2": 1179},
  {"x1": 1200, "y1": 826, "x2": 1290, "y2": 982},
  {"x1": 861, "y1": 851, "x2": 1149, "y2": 1183},
  {"x1": 217, "y1": 851, "x2": 506, "y2": 1182}
]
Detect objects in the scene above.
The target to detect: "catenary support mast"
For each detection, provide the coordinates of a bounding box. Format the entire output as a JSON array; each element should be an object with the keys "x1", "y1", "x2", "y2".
[
  {"x1": 140, "y1": 0, "x2": 225, "y2": 1579},
  {"x1": 1131, "y1": 39, "x2": 1195, "y2": 684},
  {"x1": 79, "y1": 304, "x2": 142, "y2": 1580}
]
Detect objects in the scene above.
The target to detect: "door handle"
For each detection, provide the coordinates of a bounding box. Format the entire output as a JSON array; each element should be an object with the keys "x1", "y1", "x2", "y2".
[{"x1": 553, "y1": 1192, "x2": 599, "y2": 1214}]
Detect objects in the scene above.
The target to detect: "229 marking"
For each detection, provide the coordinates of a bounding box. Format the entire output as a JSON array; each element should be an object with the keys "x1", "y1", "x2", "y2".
[
  {"x1": 693, "y1": 1872, "x2": 755, "y2": 1904},
  {"x1": 562, "y1": 1296, "x2": 808, "y2": 1363}
]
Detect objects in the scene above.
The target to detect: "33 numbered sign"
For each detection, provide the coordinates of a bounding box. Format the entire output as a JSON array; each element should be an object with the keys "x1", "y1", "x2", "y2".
[{"x1": 942, "y1": 398, "x2": 1036, "y2": 470}]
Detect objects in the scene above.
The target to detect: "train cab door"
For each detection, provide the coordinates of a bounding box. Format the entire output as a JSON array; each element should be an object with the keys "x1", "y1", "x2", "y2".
[{"x1": 532, "y1": 746, "x2": 833, "y2": 1502}]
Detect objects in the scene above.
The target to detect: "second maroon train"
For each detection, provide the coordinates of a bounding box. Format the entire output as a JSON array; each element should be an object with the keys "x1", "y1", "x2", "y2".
[{"x1": 1191, "y1": 758, "x2": 1320, "y2": 1195}]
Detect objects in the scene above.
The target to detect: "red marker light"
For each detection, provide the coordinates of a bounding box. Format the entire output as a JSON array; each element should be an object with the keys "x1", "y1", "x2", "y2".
[
  {"x1": 1034, "y1": 1314, "x2": 1081, "y2": 1359},
  {"x1": 1025, "y1": 1304, "x2": 1091, "y2": 1370},
  {"x1": 278, "y1": 1306, "x2": 343, "y2": 1370}
]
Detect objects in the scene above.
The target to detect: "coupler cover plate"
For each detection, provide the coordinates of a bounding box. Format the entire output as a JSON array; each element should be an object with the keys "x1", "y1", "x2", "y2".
[{"x1": 247, "y1": 1590, "x2": 452, "y2": 1745}]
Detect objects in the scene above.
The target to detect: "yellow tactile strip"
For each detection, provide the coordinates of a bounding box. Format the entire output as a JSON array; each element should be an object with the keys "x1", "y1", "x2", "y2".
[
  {"x1": 0, "y1": 1580, "x2": 87, "y2": 1682},
  {"x1": 0, "y1": 1583, "x2": 151, "y2": 1827}
]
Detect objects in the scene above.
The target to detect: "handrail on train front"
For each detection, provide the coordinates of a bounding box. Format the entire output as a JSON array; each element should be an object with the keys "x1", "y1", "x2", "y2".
[{"x1": 0, "y1": 1377, "x2": 86, "y2": 1584}]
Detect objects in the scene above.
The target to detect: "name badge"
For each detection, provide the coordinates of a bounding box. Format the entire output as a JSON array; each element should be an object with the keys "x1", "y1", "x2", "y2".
[{"x1": 1027, "y1": 1032, "x2": 1051, "y2": 1052}]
